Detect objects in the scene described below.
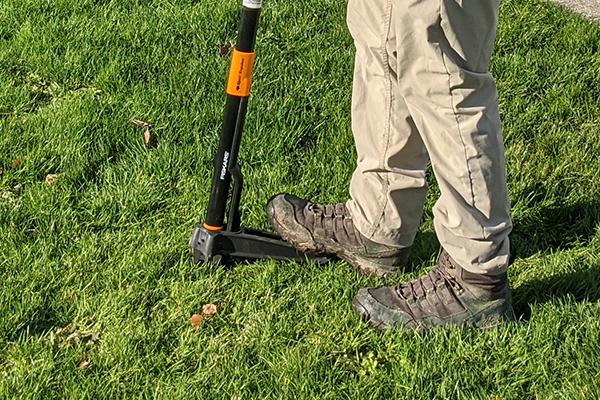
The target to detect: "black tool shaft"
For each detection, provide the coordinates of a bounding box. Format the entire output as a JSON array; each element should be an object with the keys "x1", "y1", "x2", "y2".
[{"x1": 204, "y1": 5, "x2": 261, "y2": 229}]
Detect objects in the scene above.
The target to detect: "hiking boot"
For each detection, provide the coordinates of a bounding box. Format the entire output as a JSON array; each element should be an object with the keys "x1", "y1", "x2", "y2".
[
  {"x1": 266, "y1": 194, "x2": 409, "y2": 277},
  {"x1": 352, "y1": 249, "x2": 515, "y2": 330}
]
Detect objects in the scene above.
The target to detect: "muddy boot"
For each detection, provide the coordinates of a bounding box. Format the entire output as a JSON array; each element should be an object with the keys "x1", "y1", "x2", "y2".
[
  {"x1": 352, "y1": 249, "x2": 515, "y2": 329},
  {"x1": 267, "y1": 194, "x2": 410, "y2": 277}
]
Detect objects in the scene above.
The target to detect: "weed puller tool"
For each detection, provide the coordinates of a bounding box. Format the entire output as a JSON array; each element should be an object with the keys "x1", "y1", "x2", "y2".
[{"x1": 189, "y1": 0, "x2": 326, "y2": 265}]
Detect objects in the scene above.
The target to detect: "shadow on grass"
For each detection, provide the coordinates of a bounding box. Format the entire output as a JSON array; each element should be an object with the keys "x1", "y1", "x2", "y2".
[
  {"x1": 510, "y1": 200, "x2": 600, "y2": 259},
  {"x1": 409, "y1": 199, "x2": 599, "y2": 266},
  {"x1": 509, "y1": 199, "x2": 600, "y2": 319},
  {"x1": 4, "y1": 299, "x2": 59, "y2": 343},
  {"x1": 408, "y1": 231, "x2": 439, "y2": 268},
  {"x1": 512, "y1": 261, "x2": 600, "y2": 320}
]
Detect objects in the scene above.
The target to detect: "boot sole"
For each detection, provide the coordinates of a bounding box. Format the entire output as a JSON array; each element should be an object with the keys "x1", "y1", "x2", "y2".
[{"x1": 352, "y1": 292, "x2": 516, "y2": 331}]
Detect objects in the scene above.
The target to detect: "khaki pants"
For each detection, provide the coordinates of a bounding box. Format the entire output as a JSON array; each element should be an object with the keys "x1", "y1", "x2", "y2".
[{"x1": 345, "y1": 0, "x2": 512, "y2": 275}]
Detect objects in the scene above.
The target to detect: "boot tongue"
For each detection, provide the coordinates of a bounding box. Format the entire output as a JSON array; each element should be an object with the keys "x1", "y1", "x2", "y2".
[
  {"x1": 438, "y1": 249, "x2": 508, "y2": 296},
  {"x1": 298, "y1": 201, "x2": 317, "y2": 228}
]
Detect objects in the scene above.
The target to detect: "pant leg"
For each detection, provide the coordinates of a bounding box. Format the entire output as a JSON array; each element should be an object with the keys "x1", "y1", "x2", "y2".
[
  {"x1": 391, "y1": 0, "x2": 512, "y2": 275},
  {"x1": 346, "y1": 0, "x2": 430, "y2": 250}
]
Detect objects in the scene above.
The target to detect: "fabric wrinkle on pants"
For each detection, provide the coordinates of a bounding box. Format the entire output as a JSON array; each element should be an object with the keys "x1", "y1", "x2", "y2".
[{"x1": 345, "y1": 0, "x2": 512, "y2": 275}]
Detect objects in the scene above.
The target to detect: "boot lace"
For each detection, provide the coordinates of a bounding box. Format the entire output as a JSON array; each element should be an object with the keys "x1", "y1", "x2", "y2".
[
  {"x1": 395, "y1": 265, "x2": 463, "y2": 301},
  {"x1": 306, "y1": 203, "x2": 359, "y2": 245}
]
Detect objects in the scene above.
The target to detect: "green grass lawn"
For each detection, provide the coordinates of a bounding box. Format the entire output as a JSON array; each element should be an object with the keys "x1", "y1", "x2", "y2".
[{"x1": 1, "y1": 0, "x2": 599, "y2": 398}]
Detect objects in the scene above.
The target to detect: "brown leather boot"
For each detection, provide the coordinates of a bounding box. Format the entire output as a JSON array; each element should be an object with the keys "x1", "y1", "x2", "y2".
[
  {"x1": 352, "y1": 249, "x2": 515, "y2": 330},
  {"x1": 267, "y1": 194, "x2": 410, "y2": 277}
]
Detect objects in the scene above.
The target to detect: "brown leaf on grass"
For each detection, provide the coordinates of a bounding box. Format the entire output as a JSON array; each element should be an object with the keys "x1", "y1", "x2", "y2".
[
  {"x1": 130, "y1": 119, "x2": 153, "y2": 147},
  {"x1": 202, "y1": 304, "x2": 218, "y2": 317},
  {"x1": 78, "y1": 359, "x2": 90, "y2": 370},
  {"x1": 0, "y1": 167, "x2": 3, "y2": 178},
  {"x1": 190, "y1": 314, "x2": 204, "y2": 329},
  {"x1": 190, "y1": 304, "x2": 218, "y2": 330},
  {"x1": 143, "y1": 129, "x2": 151, "y2": 147},
  {"x1": 219, "y1": 41, "x2": 233, "y2": 57},
  {"x1": 45, "y1": 174, "x2": 58, "y2": 186},
  {"x1": 11, "y1": 159, "x2": 21, "y2": 168}
]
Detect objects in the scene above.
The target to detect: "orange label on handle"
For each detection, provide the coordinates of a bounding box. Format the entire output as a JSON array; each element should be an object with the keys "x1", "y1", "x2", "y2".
[{"x1": 226, "y1": 49, "x2": 255, "y2": 97}]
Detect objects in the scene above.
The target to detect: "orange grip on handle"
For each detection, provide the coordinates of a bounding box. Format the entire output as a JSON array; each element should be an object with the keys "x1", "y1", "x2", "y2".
[{"x1": 226, "y1": 49, "x2": 256, "y2": 97}]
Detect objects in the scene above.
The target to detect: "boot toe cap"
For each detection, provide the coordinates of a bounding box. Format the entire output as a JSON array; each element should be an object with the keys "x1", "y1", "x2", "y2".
[
  {"x1": 266, "y1": 194, "x2": 306, "y2": 220},
  {"x1": 353, "y1": 287, "x2": 414, "y2": 330}
]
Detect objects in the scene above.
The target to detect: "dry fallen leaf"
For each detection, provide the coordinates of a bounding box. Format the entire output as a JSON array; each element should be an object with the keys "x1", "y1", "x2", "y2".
[
  {"x1": 190, "y1": 314, "x2": 204, "y2": 329},
  {"x1": 0, "y1": 167, "x2": 4, "y2": 178},
  {"x1": 219, "y1": 41, "x2": 233, "y2": 57},
  {"x1": 79, "y1": 359, "x2": 90, "y2": 370},
  {"x1": 202, "y1": 304, "x2": 218, "y2": 317},
  {"x1": 45, "y1": 174, "x2": 58, "y2": 186},
  {"x1": 11, "y1": 159, "x2": 21, "y2": 168},
  {"x1": 130, "y1": 119, "x2": 153, "y2": 147}
]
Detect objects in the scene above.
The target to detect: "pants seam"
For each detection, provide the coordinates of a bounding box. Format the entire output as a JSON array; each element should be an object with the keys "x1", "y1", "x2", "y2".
[
  {"x1": 367, "y1": 0, "x2": 394, "y2": 240},
  {"x1": 437, "y1": 1, "x2": 485, "y2": 246}
]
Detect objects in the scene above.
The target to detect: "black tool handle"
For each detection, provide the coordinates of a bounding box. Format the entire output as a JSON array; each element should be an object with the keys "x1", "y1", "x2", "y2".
[{"x1": 204, "y1": 2, "x2": 262, "y2": 230}]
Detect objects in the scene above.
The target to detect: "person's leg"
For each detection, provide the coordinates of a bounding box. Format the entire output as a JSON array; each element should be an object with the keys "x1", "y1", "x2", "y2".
[
  {"x1": 395, "y1": 0, "x2": 512, "y2": 275},
  {"x1": 267, "y1": 0, "x2": 428, "y2": 276},
  {"x1": 353, "y1": 0, "x2": 514, "y2": 329},
  {"x1": 346, "y1": 0, "x2": 429, "y2": 250}
]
